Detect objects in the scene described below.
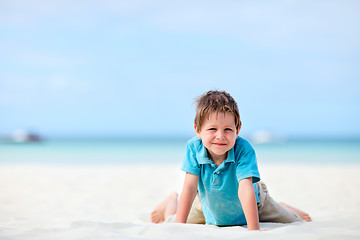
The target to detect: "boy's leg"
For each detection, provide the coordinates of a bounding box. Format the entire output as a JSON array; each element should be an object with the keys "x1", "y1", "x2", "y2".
[
  {"x1": 256, "y1": 181, "x2": 311, "y2": 223},
  {"x1": 150, "y1": 192, "x2": 178, "y2": 223},
  {"x1": 150, "y1": 192, "x2": 205, "y2": 224},
  {"x1": 278, "y1": 202, "x2": 312, "y2": 222},
  {"x1": 150, "y1": 184, "x2": 311, "y2": 224}
]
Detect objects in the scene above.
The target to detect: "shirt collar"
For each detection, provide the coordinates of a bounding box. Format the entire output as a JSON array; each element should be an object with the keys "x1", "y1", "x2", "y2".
[{"x1": 196, "y1": 140, "x2": 235, "y2": 164}]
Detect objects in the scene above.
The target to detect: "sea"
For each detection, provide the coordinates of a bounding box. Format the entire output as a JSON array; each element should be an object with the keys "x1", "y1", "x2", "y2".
[{"x1": 1, "y1": 137, "x2": 359, "y2": 165}]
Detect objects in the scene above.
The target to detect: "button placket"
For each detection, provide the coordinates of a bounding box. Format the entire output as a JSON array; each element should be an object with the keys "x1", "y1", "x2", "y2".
[{"x1": 212, "y1": 168, "x2": 222, "y2": 186}]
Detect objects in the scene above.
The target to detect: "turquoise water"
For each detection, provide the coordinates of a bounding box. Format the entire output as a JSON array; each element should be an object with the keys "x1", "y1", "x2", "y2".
[{"x1": 0, "y1": 139, "x2": 359, "y2": 165}]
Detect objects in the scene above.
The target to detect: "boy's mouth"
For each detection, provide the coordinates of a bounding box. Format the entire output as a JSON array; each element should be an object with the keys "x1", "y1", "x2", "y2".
[{"x1": 213, "y1": 143, "x2": 226, "y2": 146}]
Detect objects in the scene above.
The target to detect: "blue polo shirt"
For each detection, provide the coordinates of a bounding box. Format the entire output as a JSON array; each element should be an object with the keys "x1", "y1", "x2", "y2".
[{"x1": 181, "y1": 136, "x2": 260, "y2": 226}]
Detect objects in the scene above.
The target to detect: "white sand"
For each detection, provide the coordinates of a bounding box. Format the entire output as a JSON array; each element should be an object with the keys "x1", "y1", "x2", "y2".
[{"x1": 0, "y1": 163, "x2": 359, "y2": 240}]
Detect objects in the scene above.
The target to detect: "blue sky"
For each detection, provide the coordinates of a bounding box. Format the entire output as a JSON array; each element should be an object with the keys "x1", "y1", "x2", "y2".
[{"x1": 1, "y1": 1, "x2": 359, "y2": 139}]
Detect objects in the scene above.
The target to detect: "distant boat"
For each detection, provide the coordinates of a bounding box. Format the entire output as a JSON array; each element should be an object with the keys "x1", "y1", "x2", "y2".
[
  {"x1": 11, "y1": 129, "x2": 43, "y2": 143},
  {"x1": 251, "y1": 130, "x2": 280, "y2": 144}
]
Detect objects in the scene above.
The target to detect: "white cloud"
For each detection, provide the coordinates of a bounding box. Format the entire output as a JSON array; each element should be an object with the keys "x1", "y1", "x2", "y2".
[
  {"x1": 0, "y1": 74, "x2": 93, "y2": 107},
  {"x1": 143, "y1": 1, "x2": 360, "y2": 51},
  {"x1": 0, "y1": 76, "x2": 43, "y2": 106},
  {"x1": 2, "y1": 0, "x2": 358, "y2": 53},
  {"x1": 0, "y1": 0, "x2": 153, "y2": 27},
  {"x1": 1, "y1": 43, "x2": 91, "y2": 69},
  {"x1": 2, "y1": 1, "x2": 359, "y2": 49},
  {"x1": 49, "y1": 75, "x2": 68, "y2": 90}
]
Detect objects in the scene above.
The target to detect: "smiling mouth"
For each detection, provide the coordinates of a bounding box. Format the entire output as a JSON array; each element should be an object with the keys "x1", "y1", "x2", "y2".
[{"x1": 213, "y1": 143, "x2": 226, "y2": 146}]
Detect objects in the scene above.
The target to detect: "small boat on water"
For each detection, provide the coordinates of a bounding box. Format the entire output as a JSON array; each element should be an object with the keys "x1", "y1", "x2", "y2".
[
  {"x1": 11, "y1": 129, "x2": 42, "y2": 143},
  {"x1": 0, "y1": 129, "x2": 44, "y2": 143}
]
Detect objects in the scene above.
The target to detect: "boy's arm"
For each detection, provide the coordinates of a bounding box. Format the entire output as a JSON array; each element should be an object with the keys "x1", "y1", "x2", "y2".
[
  {"x1": 238, "y1": 177, "x2": 260, "y2": 230},
  {"x1": 176, "y1": 172, "x2": 199, "y2": 223}
]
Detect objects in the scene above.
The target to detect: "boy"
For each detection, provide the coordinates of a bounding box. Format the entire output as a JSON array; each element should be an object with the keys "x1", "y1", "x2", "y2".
[{"x1": 151, "y1": 90, "x2": 311, "y2": 229}]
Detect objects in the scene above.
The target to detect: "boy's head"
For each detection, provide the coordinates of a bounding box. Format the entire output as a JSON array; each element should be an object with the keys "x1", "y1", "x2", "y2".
[{"x1": 194, "y1": 90, "x2": 241, "y2": 132}]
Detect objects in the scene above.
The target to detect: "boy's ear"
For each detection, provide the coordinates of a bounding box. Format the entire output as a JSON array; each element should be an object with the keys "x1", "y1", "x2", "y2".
[
  {"x1": 236, "y1": 125, "x2": 241, "y2": 136},
  {"x1": 194, "y1": 124, "x2": 201, "y2": 138}
]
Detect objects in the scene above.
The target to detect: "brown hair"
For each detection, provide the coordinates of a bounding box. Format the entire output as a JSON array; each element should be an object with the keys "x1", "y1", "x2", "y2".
[{"x1": 194, "y1": 90, "x2": 241, "y2": 131}]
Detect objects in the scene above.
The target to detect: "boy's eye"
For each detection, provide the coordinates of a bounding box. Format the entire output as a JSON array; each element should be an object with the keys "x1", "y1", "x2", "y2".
[
  {"x1": 208, "y1": 128, "x2": 216, "y2": 131},
  {"x1": 225, "y1": 128, "x2": 233, "y2": 131}
]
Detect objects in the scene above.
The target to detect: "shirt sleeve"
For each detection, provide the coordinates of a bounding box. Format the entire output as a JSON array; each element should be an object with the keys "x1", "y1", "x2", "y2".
[
  {"x1": 180, "y1": 142, "x2": 201, "y2": 176},
  {"x1": 236, "y1": 143, "x2": 260, "y2": 183}
]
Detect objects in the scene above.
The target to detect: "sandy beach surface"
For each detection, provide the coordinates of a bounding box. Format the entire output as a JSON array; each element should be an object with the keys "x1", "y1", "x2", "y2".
[{"x1": 0, "y1": 163, "x2": 359, "y2": 240}]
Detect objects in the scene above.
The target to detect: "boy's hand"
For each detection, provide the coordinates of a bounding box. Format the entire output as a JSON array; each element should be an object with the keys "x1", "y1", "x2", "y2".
[{"x1": 238, "y1": 177, "x2": 260, "y2": 231}]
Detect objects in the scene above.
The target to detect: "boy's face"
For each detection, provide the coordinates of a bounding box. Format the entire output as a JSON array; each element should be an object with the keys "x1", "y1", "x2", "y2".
[{"x1": 195, "y1": 111, "x2": 240, "y2": 163}]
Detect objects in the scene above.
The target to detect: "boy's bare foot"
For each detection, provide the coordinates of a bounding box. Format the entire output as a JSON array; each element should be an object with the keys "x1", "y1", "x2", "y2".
[
  {"x1": 150, "y1": 192, "x2": 178, "y2": 223},
  {"x1": 279, "y1": 202, "x2": 312, "y2": 222}
]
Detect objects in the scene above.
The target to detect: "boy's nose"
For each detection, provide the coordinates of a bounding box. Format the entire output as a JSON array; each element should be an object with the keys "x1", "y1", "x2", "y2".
[{"x1": 216, "y1": 131, "x2": 225, "y2": 139}]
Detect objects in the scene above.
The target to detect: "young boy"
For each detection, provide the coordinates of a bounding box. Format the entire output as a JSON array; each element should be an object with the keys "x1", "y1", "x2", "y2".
[{"x1": 151, "y1": 90, "x2": 311, "y2": 230}]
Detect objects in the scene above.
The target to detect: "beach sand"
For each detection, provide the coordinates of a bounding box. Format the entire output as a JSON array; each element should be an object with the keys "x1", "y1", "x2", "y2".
[{"x1": 0, "y1": 163, "x2": 359, "y2": 240}]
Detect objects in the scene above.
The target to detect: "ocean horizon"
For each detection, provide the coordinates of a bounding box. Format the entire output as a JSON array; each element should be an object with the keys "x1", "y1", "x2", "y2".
[{"x1": 1, "y1": 137, "x2": 359, "y2": 165}]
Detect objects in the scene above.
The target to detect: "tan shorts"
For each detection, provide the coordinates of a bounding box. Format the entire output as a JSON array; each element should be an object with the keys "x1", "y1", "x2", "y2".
[
  {"x1": 256, "y1": 181, "x2": 303, "y2": 223},
  {"x1": 166, "y1": 181, "x2": 303, "y2": 224}
]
